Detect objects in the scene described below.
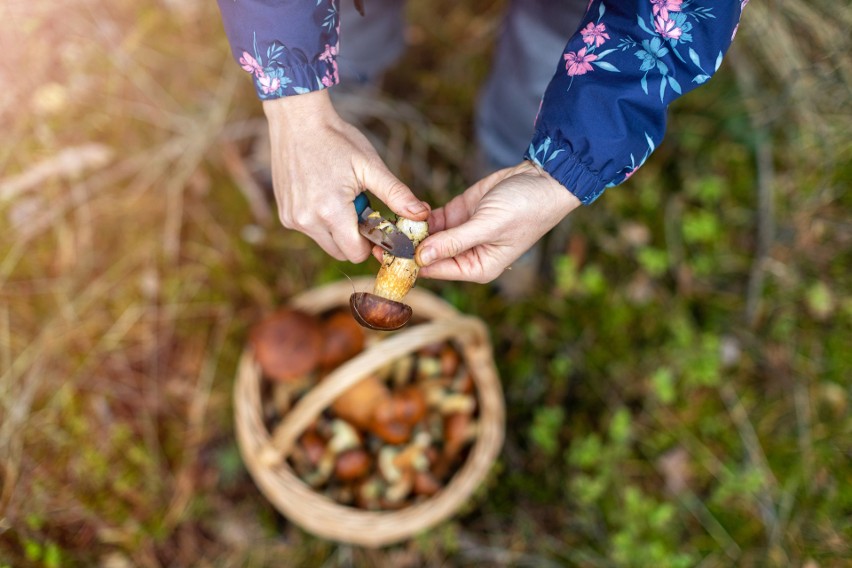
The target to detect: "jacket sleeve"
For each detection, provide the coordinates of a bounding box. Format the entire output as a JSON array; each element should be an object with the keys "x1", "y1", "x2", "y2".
[
  {"x1": 526, "y1": 0, "x2": 747, "y2": 204},
  {"x1": 216, "y1": 0, "x2": 341, "y2": 100}
]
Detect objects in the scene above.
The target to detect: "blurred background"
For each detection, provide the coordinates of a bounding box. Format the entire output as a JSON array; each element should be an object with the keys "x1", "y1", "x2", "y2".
[{"x1": 0, "y1": 0, "x2": 849, "y2": 566}]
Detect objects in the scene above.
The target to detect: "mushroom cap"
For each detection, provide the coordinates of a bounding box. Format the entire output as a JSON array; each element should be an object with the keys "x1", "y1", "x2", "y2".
[
  {"x1": 394, "y1": 386, "x2": 428, "y2": 426},
  {"x1": 334, "y1": 448, "x2": 372, "y2": 482},
  {"x1": 370, "y1": 397, "x2": 413, "y2": 445},
  {"x1": 250, "y1": 308, "x2": 323, "y2": 382},
  {"x1": 319, "y1": 309, "x2": 365, "y2": 369},
  {"x1": 350, "y1": 292, "x2": 412, "y2": 331}
]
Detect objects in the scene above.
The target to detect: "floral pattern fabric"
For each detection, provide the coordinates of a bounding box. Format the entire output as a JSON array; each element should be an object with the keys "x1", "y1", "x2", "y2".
[
  {"x1": 529, "y1": 0, "x2": 746, "y2": 204},
  {"x1": 217, "y1": 0, "x2": 747, "y2": 204},
  {"x1": 216, "y1": 0, "x2": 341, "y2": 99}
]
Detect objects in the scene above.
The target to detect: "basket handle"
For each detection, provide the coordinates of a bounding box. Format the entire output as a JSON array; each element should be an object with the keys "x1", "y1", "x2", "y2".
[{"x1": 261, "y1": 314, "x2": 490, "y2": 464}]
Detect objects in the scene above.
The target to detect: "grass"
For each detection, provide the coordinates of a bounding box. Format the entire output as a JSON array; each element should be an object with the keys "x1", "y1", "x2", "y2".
[{"x1": 1, "y1": 0, "x2": 850, "y2": 566}]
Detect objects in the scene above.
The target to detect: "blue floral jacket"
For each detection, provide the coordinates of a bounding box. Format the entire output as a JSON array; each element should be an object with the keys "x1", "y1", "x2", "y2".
[{"x1": 217, "y1": 0, "x2": 748, "y2": 205}]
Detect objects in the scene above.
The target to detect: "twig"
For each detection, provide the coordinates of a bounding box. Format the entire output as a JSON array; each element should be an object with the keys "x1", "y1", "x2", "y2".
[
  {"x1": 719, "y1": 383, "x2": 782, "y2": 550},
  {"x1": 676, "y1": 492, "x2": 741, "y2": 561},
  {"x1": 0, "y1": 144, "x2": 114, "y2": 202},
  {"x1": 220, "y1": 140, "x2": 274, "y2": 226},
  {"x1": 730, "y1": 49, "x2": 776, "y2": 327}
]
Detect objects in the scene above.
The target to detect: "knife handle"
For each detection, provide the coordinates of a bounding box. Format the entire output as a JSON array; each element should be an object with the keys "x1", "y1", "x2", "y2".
[{"x1": 353, "y1": 192, "x2": 370, "y2": 217}]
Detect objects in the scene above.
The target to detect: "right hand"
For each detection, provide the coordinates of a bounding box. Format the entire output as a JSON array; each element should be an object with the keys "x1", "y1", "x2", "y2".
[{"x1": 263, "y1": 89, "x2": 430, "y2": 262}]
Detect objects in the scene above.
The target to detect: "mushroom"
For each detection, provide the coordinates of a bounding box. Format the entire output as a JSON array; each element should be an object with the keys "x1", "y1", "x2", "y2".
[
  {"x1": 304, "y1": 419, "x2": 362, "y2": 487},
  {"x1": 370, "y1": 398, "x2": 412, "y2": 445},
  {"x1": 377, "y1": 433, "x2": 431, "y2": 505},
  {"x1": 350, "y1": 217, "x2": 429, "y2": 331},
  {"x1": 330, "y1": 373, "x2": 390, "y2": 431},
  {"x1": 334, "y1": 448, "x2": 372, "y2": 482},
  {"x1": 394, "y1": 386, "x2": 428, "y2": 426},
  {"x1": 319, "y1": 309, "x2": 365, "y2": 369},
  {"x1": 356, "y1": 475, "x2": 386, "y2": 510},
  {"x1": 440, "y1": 343, "x2": 460, "y2": 377},
  {"x1": 250, "y1": 308, "x2": 323, "y2": 382},
  {"x1": 413, "y1": 470, "x2": 442, "y2": 497},
  {"x1": 443, "y1": 411, "x2": 478, "y2": 463}
]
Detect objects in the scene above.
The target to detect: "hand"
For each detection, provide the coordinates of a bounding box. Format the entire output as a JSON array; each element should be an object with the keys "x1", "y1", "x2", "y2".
[
  {"x1": 415, "y1": 161, "x2": 581, "y2": 283},
  {"x1": 263, "y1": 90, "x2": 430, "y2": 262}
]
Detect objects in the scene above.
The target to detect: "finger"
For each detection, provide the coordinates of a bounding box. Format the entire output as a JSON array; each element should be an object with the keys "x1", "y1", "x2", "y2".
[
  {"x1": 330, "y1": 222, "x2": 372, "y2": 263},
  {"x1": 361, "y1": 163, "x2": 430, "y2": 221},
  {"x1": 371, "y1": 245, "x2": 383, "y2": 263},
  {"x1": 417, "y1": 249, "x2": 499, "y2": 283},
  {"x1": 310, "y1": 230, "x2": 349, "y2": 262},
  {"x1": 426, "y1": 207, "x2": 448, "y2": 233},
  {"x1": 415, "y1": 218, "x2": 492, "y2": 268}
]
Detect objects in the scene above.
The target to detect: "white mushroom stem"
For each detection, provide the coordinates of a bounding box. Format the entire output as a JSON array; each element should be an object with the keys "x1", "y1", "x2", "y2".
[
  {"x1": 373, "y1": 218, "x2": 429, "y2": 302},
  {"x1": 327, "y1": 419, "x2": 361, "y2": 454}
]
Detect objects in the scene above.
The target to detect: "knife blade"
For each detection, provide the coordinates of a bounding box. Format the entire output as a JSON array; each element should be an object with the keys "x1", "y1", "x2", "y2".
[{"x1": 353, "y1": 192, "x2": 415, "y2": 259}]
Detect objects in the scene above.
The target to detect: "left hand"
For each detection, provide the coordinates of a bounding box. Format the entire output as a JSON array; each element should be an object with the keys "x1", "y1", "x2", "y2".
[{"x1": 413, "y1": 161, "x2": 581, "y2": 283}]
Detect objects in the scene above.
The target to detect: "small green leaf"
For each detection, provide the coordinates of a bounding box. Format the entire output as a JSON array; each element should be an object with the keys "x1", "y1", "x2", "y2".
[
  {"x1": 638, "y1": 247, "x2": 669, "y2": 277},
  {"x1": 609, "y1": 407, "x2": 632, "y2": 445},
  {"x1": 806, "y1": 281, "x2": 834, "y2": 320},
  {"x1": 529, "y1": 406, "x2": 566, "y2": 457},
  {"x1": 651, "y1": 367, "x2": 676, "y2": 404}
]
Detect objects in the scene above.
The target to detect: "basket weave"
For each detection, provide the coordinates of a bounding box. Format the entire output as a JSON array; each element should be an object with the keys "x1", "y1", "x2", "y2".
[{"x1": 234, "y1": 277, "x2": 505, "y2": 547}]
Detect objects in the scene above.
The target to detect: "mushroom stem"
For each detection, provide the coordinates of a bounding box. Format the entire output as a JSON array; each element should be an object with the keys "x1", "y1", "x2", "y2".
[{"x1": 373, "y1": 218, "x2": 428, "y2": 302}]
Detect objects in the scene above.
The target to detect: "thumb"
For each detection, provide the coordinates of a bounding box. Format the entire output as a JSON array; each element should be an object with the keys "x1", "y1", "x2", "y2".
[
  {"x1": 416, "y1": 220, "x2": 489, "y2": 267},
  {"x1": 362, "y1": 163, "x2": 430, "y2": 221}
]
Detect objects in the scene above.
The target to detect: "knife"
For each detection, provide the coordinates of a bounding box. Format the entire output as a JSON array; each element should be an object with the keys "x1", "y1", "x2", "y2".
[{"x1": 353, "y1": 192, "x2": 415, "y2": 259}]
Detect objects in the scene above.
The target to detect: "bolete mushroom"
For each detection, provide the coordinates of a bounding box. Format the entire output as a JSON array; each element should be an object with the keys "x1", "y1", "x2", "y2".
[
  {"x1": 334, "y1": 448, "x2": 372, "y2": 482},
  {"x1": 350, "y1": 217, "x2": 429, "y2": 331},
  {"x1": 319, "y1": 309, "x2": 365, "y2": 369},
  {"x1": 250, "y1": 308, "x2": 323, "y2": 382},
  {"x1": 331, "y1": 373, "x2": 390, "y2": 431}
]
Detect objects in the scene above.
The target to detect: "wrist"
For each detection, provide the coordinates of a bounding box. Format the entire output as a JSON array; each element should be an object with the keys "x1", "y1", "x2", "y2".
[
  {"x1": 516, "y1": 160, "x2": 582, "y2": 210},
  {"x1": 263, "y1": 89, "x2": 337, "y2": 129}
]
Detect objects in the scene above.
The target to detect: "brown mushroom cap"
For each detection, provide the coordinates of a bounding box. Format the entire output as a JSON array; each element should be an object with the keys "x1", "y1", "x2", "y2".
[
  {"x1": 334, "y1": 448, "x2": 372, "y2": 481},
  {"x1": 330, "y1": 375, "x2": 390, "y2": 431},
  {"x1": 370, "y1": 397, "x2": 412, "y2": 445},
  {"x1": 413, "y1": 470, "x2": 442, "y2": 497},
  {"x1": 319, "y1": 309, "x2": 365, "y2": 369},
  {"x1": 395, "y1": 386, "x2": 427, "y2": 426},
  {"x1": 350, "y1": 292, "x2": 412, "y2": 331},
  {"x1": 250, "y1": 308, "x2": 323, "y2": 382}
]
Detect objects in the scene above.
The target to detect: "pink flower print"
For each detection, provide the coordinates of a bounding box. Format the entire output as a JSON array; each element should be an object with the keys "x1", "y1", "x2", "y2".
[
  {"x1": 623, "y1": 166, "x2": 640, "y2": 181},
  {"x1": 239, "y1": 51, "x2": 264, "y2": 77},
  {"x1": 258, "y1": 74, "x2": 281, "y2": 95},
  {"x1": 654, "y1": 15, "x2": 683, "y2": 40},
  {"x1": 650, "y1": 0, "x2": 682, "y2": 20},
  {"x1": 565, "y1": 47, "x2": 597, "y2": 76},
  {"x1": 319, "y1": 43, "x2": 338, "y2": 63},
  {"x1": 581, "y1": 22, "x2": 610, "y2": 48}
]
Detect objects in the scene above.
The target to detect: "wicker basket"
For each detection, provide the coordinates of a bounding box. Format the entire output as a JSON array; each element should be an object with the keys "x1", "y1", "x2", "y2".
[{"x1": 234, "y1": 277, "x2": 505, "y2": 547}]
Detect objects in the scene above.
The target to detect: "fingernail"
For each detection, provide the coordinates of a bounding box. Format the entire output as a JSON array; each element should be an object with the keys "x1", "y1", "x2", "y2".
[
  {"x1": 407, "y1": 202, "x2": 429, "y2": 217},
  {"x1": 418, "y1": 247, "x2": 436, "y2": 266}
]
